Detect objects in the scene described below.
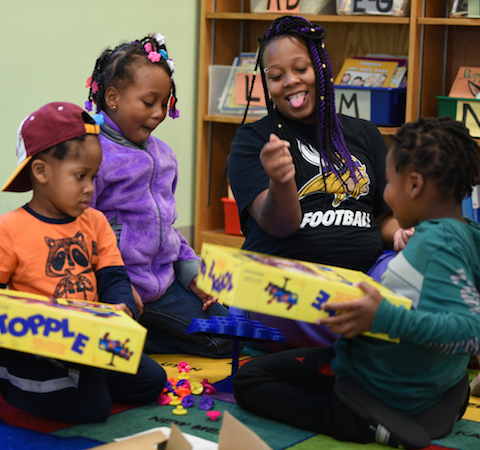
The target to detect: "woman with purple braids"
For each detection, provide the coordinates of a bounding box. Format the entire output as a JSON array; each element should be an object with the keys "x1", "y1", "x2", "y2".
[{"x1": 227, "y1": 16, "x2": 412, "y2": 349}]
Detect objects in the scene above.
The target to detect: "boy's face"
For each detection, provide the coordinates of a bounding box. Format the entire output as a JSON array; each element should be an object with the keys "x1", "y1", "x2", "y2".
[
  {"x1": 111, "y1": 64, "x2": 171, "y2": 144},
  {"x1": 35, "y1": 135, "x2": 102, "y2": 219},
  {"x1": 383, "y1": 150, "x2": 418, "y2": 229}
]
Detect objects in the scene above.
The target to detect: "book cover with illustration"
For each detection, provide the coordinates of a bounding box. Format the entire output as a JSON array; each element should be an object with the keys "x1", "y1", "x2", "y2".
[
  {"x1": 354, "y1": 55, "x2": 408, "y2": 88},
  {"x1": 218, "y1": 52, "x2": 266, "y2": 115},
  {"x1": 449, "y1": 66, "x2": 480, "y2": 99},
  {"x1": 334, "y1": 57, "x2": 398, "y2": 88}
]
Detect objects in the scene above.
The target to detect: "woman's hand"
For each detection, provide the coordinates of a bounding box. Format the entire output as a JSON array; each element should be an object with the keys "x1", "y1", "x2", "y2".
[
  {"x1": 247, "y1": 134, "x2": 302, "y2": 238},
  {"x1": 315, "y1": 282, "x2": 383, "y2": 338},
  {"x1": 260, "y1": 133, "x2": 295, "y2": 185},
  {"x1": 376, "y1": 212, "x2": 414, "y2": 252},
  {"x1": 393, "y1": 227, "x2": 415, "y2": 252}
]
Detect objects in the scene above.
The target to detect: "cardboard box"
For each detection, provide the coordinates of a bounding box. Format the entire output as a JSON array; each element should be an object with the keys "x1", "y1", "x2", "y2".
[
  {"x1": 335, "y1": 85, "x2": 406, "y2": 126},
  {"x1": 197, "y1": 244, "x2": 412, "y2": 343},
  {"x1": 250, "y1": 0, "x2": 336, "y2": 15},
  {"x1": 336, "y1": 0, "x2": 410, "y2": 16},
  {"x1": 0, "y1": 289, "x2": 146, "y2": 374},
  {"x1": 90, "y1": 411, "x2": 273, "y2": 450}
]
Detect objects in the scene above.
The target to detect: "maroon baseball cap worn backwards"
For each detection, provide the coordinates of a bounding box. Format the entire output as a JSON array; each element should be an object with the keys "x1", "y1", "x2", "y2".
[{"x1": 2, "y1": 102, "x2": 100, "y2": 192}]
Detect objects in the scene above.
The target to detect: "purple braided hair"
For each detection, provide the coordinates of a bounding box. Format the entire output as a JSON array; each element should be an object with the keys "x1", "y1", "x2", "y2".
[{"x1": 257, "y1": 15, "x2": 361, "y2": 184}]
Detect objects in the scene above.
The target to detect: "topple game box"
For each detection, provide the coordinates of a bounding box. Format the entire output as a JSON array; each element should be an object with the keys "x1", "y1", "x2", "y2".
[
  {"x1": 197, "y1": 243, "x2": 412, "y2": 343},
  {"x1": 0, "y1": 289, "x2": 146, "y2": 374}
]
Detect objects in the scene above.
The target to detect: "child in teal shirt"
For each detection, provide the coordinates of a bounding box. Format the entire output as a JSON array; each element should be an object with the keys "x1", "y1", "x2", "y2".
[{"x1": 233, "y1": 116, "x2": 480, "y2": 447}]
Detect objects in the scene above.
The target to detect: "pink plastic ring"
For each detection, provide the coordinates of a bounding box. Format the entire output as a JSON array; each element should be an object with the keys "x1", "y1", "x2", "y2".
[
  {"x1": 178, "y1": 361, "x2": 190, "y2": 373},
  {"x1": 158, "y1": 393, "x2": 172, "y2": 405},
  {"x1": 176, "y1": 379, "x2": 191, "y2": 390},
  {"x1": 201, "y1": 378, "x2": 217, "y2": 394},
  {"x1": 206, "y1": 410, "x2": 221, "y2": 421}
]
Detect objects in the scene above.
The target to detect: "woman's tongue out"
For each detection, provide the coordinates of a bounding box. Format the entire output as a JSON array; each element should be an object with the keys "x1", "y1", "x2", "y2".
[{"x1": 288, "y1": 92, "x2": 307, "y2": 108}]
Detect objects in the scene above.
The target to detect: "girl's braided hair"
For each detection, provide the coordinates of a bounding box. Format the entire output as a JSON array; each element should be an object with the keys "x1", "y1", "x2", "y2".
[
  {"x1": 390, "y1": 116, "x2": 479, "y2": 203},
  {"x1": 85, "y1": 35, "x2": 178, "y2": 118},
  {"x1": 245, "y1": 15, "x2": 359, "y2": 183}
]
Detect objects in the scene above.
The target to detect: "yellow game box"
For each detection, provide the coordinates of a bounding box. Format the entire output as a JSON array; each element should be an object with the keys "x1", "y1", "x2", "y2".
[
  {"x1": 0, "y1": 289, "x2": 146, "y2": 374},
  {"x1": 197, "y1": 244, "x2": 412, "y2": 342}
]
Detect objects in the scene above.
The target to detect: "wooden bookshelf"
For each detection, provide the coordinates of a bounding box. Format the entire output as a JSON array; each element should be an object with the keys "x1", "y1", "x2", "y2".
[{"x1": 194, "y1": 0, "x2": 480, "y2": 252}]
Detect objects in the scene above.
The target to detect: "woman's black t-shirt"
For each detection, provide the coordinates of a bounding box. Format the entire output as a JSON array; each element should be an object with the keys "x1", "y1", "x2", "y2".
[{"x1": 227, "y1": 114, "x2": 391, "y2": 273}]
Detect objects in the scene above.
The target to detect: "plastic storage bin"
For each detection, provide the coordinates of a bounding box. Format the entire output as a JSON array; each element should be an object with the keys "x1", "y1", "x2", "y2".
[
  {"x1": 334, "y1": 85, "x2": 406, "y2": 126},
  {"x1": 222, "y1": 198, "x2": 243, "y2": 236}
]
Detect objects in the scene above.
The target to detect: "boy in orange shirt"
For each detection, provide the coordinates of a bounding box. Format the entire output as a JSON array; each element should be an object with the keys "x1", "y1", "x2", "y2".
[{"x1": 0, "y1": 102, "x2": 165, "y2": 423}]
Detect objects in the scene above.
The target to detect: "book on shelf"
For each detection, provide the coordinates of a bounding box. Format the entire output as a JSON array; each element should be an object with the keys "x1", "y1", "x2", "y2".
[
  {"x1": 473, "y1": 185, "x2": 480, "y2": 222},
  {"x1": 449, "y1": 0, "x2": 469, "y2": 16},
  {"x1": 218, "y1": 52, "x2": 267, "y2": 116},
  {"x1": 354, "y1": 55, "x2": 408, "y2": 88},
  {"x1": 463, "y1": 185, "x2": 480, "y2": 222},
  {"x1": 462, "y1": 194, "x2": 473, "y2": 219},
  {"x1": 448, "y1": 66, "x2": 480, "y2": 99},
  {"x1": 334, "y1": 57, "x2": 399, "y2": 88}
]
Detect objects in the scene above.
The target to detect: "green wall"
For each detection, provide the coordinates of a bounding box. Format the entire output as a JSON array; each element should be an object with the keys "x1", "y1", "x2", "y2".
[{"x1": 0, "y1": 0, "x2": 200, "y2": 227}]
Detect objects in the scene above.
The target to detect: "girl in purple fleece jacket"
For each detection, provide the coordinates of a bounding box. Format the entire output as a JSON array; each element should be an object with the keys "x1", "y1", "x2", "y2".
[{"x1": 85, "y1": 33, "x2": 234, "y2": 357}]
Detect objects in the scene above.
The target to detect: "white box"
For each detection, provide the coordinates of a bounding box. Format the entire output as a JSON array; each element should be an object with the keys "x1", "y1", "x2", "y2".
[
  {"x1": 250, "y1": 0, "x2": 336, "y2": 14},
  {"x1": 336, "y1": 0, "x2": 410, "y2": 16}
]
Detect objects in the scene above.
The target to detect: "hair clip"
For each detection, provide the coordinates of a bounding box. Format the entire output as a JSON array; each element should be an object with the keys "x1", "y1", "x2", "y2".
[
  {"x1": 263, "y1": 68, "x2": 270, "y2": 74},
  {"x1": 169, "y1": 96, "x2": 180, "y2": 119},
  {"x1": 154, "y1": 33, "x2": 165, "y2": 47},
  {"x1": 144, "y1": 42, "x2": 169, "y2": 65},
  {"x1": 93, "y1": 113, "x2": 104, "y2": 125},
  {"x1": 148, "y1": 52, "x2": 161, "y2": 63}
]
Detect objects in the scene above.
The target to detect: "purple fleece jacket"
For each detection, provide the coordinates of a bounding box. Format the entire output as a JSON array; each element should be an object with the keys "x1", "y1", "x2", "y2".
[{"x1": 90, "y1": 113, "x2": 199, "y2": 303}]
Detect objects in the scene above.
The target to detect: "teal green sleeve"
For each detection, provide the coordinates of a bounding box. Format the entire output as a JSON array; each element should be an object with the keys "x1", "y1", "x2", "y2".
[
  {"x1": 372, "y1": 298, "x2": 479, "y2": 354},
  {"x1": 372, "y1": 224, "x2": 480, "y2": 355}
]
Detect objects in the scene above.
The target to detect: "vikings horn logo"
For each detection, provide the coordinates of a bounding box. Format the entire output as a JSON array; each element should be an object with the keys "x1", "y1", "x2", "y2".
[{"x1": 297, "y1": 148, "x2": 370, "y2": 207}]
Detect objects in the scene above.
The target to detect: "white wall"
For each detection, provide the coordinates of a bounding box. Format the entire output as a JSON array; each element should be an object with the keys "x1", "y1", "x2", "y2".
[{"x1": 0, "y1": 0, "x2": 200, "y2": 228}]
